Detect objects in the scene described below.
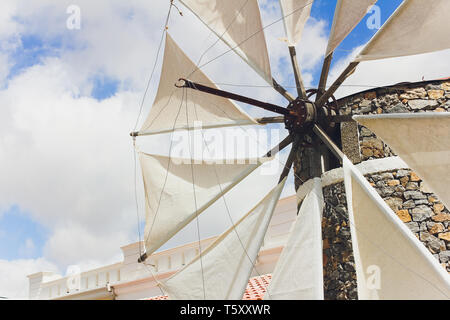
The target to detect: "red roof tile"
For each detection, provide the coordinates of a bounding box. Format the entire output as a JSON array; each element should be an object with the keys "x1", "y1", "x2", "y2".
[{"x1": 145, "y1": 274, "x2": 272, "y2": 300}]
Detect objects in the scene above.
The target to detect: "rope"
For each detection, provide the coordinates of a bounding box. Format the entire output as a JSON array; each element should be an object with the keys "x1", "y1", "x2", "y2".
[
  {"x1": 133, "y1": 88, "x2": 187, "y2": 299},
  {"x1": 131, "y1": 0, "x2": 175, "y2": 273},
  {"x1": 189, "y1": 1, "x2": 315, "y2": 76},
  {"x1": 132, "y1": 139, "x2": 143, "y2": 258},
  {"x1": 184, "y1": 88, "x2": 207, "y2": 299},
  {"x1": 130, "y1": 87, "x2": 185, "y2": 299},
  {"x1": 186, "y1": 0, "x2": 251, "y2": 79},
  {"x1": 143, "y1": 89, "x2": 186, "y2": 246},
  {"x1": 189, "y1": 89, "x2": 277, "y2": 299},
  {"x1": 132, "y1": 2, "x2": 174, "y2": 132}
]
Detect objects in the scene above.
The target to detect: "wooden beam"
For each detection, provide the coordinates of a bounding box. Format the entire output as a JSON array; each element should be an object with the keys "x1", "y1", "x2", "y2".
[
  {"x1": 178, "y1": 78, "x2": 290, "y2": 115},
  {"x1": 272, "y1": 77, "x2": 295, "y2": 102},
  {"x1": 256, "y1": 116, "x2": 285, "y2": 124},
  {"x1": 312, "y1": 124, "x2": 345, "y2": 163},
  {"x1": 316, "y1": 52, "x2": 333, "y2": 100},
  {"x1": 264, "y1": 135, "x2": 293, "y2": 158},
  {"x1": 316, "y1": 61, "x2": 359, "y2": 107},
  {"x1": 288, "y1": 46, "x2": 307, "y2": 99},
  {"x1": 278, "y1": 138, "x2": 300, "y2": 183}
]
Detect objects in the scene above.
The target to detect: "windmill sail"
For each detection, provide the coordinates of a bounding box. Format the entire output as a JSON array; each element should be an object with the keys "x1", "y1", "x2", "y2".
[
  {"x1": 139, "y1": 152, "x2": 270, "y2": 256},
  {"x1": 326, "y1": 0, "x2": 378, "y2": 56},
  {"x1": 160, "y1": 178, "x2": 286, "y2": 300},
  {"x1": 354, "y1": 113, "x2": 450, "y2": 211},
  {"x1": 138, "y1": 33, "x2": 257, "y2": 136},
  {"x1": 343, "y1": 157, "x2": 450, "y2": 300},
  {"x1": 179, "y1": 0, "x2": 272, "y2": 83},
  {"x1": 355, "y1": 0, "x2": 450, "y2": 61},
  {"x1": 265, "y1": 178, "x2": 324, "y2": 300},
  {"x1": 279, "y1": 0, "x2": 313, "y2": 47}
]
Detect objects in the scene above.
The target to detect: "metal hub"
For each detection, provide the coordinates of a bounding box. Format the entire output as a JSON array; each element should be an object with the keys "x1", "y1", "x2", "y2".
[
  {"x1": 284, "y1": 98, "x2": 316, "y2": 134},
  {"x1": 284, "y1": 89, "x2": 340, "y2": 135}
]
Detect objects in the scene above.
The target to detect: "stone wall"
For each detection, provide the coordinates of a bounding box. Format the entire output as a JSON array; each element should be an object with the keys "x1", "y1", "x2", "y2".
[
  {"x1": 322, "y1": 79, "x2": 450, "y2": 300},
  {"x1": 337, "y1": 80, "x2": 450, "y2": 161}
]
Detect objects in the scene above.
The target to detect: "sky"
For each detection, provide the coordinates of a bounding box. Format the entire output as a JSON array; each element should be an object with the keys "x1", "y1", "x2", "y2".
[{"x1": 0, "y1": 0, "x2": 449, "y2": 299}]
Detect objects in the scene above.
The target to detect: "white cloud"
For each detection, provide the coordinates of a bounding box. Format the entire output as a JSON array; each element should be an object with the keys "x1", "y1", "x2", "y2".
[
  {"x1": 0, "y1": 53, "x2": 11, "y2": 85},
  {"x1": 0, "y1": 258, "x2": 58, "y2": 299},
  {"x1": 43, "y1": 224, "x2": 126, "y2": 267},
  {"x1": 0, "y1": 1, "x2": 19, "y2": 39},
  {"x1": 18, "y1": 238, "x2": 36, "y2": 258},
  {"x1": 0, "y1": 58, "x2": 141, "y2": 267}
]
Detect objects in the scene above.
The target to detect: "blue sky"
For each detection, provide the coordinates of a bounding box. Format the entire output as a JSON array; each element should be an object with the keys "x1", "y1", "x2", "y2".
[
  {"x1": 308, "y1": 0, "x2": 403, "y2": 86},
  {"x1": 0, "y1": 206, "x2": 48, "y2": 260},
  {"x1": 0, "y1": 0, "x2": 406, "y2": 265},
  {"x1": 4, "y1": 30, "x2": 119, "y2": 99},
  {"x1": 8, "y1": 35, "x2": 62, "y2": 80}
]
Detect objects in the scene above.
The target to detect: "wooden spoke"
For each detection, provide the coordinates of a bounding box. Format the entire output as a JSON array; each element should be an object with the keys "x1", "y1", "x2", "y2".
[
  {"x1": 312, "y1": 124, "x2": 345, "y2": 163},
  {"x1": 316, "y1": 53, "x2": 333, "y2": 100},
  {"x1": 178, "y1": 78, "x2": 290, "y2": 116},
  {"x1": 316, "y1": 61, "x2": 359, "y2": 107},
  {"x1": 272, "y1": 77, "x2": 295, "y2": 102},
  {"x1": 288, "y1": 46, "x2": 307, "y2": 99}
]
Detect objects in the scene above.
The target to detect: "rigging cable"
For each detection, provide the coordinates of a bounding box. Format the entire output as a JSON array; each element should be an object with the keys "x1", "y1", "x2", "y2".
[
  {"x1": 139, "y1": 87, "x2": 187, "y2": 298},
  {"x1": 186, "y1": 0, "x2": 251, "y2": 79},
  {"x1": 138, "y1": 0, "x2": 318, "y2": 136},
  {"x1": 188, "y1": 88, "x2": 305, "y2": 299},
  {"x1": 188, "y1": 0, "x2": 315, "y2": 76},
  {"x1": 190, "y1": 88, "x2": 272, "y2": 298},
  {"x1": 144, "y1": 89, "x2": 186, "y2": 246},
  {"x1": 132, "y1": 1, "x2": 175, "y2": 132},
  {"x1": 132, "y1": 0, "x2": 175, "y2": 261},
  {"x1": 133, "y1": 0, "x2": 250, "y2": 293},
  {"x1": 185, "y1": 88, "x2": 207, "y2": 299}
]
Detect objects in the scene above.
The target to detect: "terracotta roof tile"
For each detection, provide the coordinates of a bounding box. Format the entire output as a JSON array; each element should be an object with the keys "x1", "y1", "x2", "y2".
[{"x1": 242, "y1": 274, "x2": 272, "y2": 300}]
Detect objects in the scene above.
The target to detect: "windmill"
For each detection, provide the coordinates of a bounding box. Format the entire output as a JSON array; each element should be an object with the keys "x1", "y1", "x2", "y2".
[{"x1": 130, "y1": 0, "x2": 450, "y2": 299}]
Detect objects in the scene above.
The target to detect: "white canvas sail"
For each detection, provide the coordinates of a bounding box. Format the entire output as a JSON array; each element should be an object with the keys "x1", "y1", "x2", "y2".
[
  {"x1": 179, "y1": 0, "x2": 272, "y2": 83},
  {"x1": 354, "y1": 113, "x2": 450, "y2": 211},
  {"x1": 326, "y1": 0, "x2": 378, "y2": 56},
  {"x1": 160, "y1": 178, "x2": 286, "y2": 300},
  {"x1": 265, "y1": 178, "x2": 324, "y2": 300},
  {"x1": 139, "y1": 33, "x2": 257, "y2": 136},
  {"x1": 139, "y1": 152, "x2": 269, "y2": 256},
  {"x1": 355, "y1": 0, "x2": 450, "y2": 61},
  {"x1": 343, "y1": 157, "x2": 450, "y2": 300},
  {"x1": 279, "y1": 0, "x2": 313, "y2": 47}
]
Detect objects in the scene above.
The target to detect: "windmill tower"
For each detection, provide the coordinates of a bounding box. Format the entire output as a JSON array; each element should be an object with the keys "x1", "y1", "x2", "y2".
[{"x1": 131, "y1": 0, "x2": 450, "y2": 300}]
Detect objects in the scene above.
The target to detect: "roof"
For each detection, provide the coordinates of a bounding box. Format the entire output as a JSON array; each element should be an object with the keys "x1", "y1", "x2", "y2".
[
  {"x1": 145, "y1": 274, "x2": 272, "y2": 300},
  {"x1": 242, "y1": 274, "x2": 272, "y2": 300}
]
